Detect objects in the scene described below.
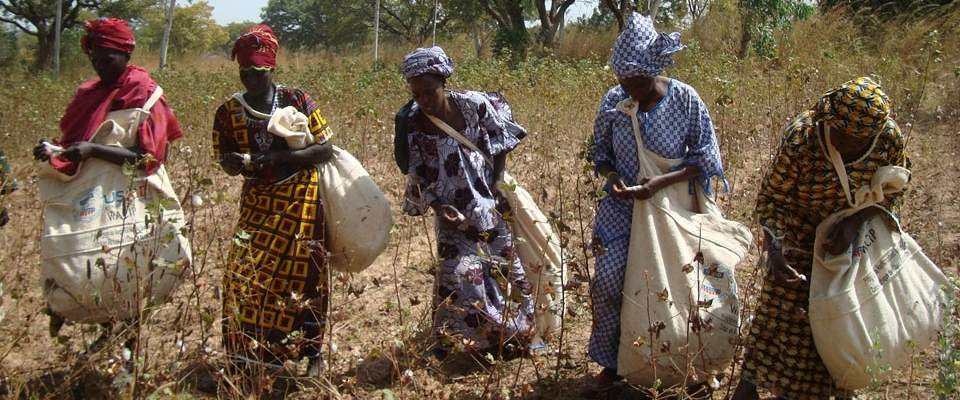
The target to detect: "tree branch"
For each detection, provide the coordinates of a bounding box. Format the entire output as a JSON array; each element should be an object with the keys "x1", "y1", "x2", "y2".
[
  {"x1": 379, "y1": 2, "x2": 412, "y2": 33},
  {"x1": 0, "y1": 14, "x2": 36, "y2": 35},
  {"x1": 535, "y1": 0, "x2": 549, "y2": 29},
  {"x1": 480, "y1": 0, "x2": 508, "y2": 28}
]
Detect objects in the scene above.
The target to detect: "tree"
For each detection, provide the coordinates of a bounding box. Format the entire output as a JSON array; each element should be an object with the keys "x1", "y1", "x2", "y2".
[
  {"x1": 139, "y1": 1, "x2": 227, "y2": 55},
  {"x1": 261, "y1": 0, "x2": 369, "y2": 50},
  {"x1": 0, "y1": 0, "x2": 155, "y2": 69},
  {"x1": 371, "y1": 0, "x2": 449, "y2": 46},
  {"x1": 574, "y1": 3, "x2": 616, "y2": 31},
  {"x1": 534, "y1": 0, "x2": 575, "y2": 48},
  {"x1": 480, "y1": 0, "x2": 530, "y2": 60},
  {"x1": 446, "y1": 1, "x2": 495, "y2": 57},
  {"x1": 600, "y1": 0, "x2": 683, "y2": 30},
  {"x1": 0, "y1": 0, "x2": 101, "y2": 69},
  {"x1": 737, "y1": 0, "x2": 813, "y2": 58},
  {"x1": 687, "y1": 0, "x2": 710, "y2": 20},
  {"x1": 222, "y1": 20, "x2": 256, "y2": 51},
  {"x1": 0, "y1": 25, "x2": 16, "y2": 66}
]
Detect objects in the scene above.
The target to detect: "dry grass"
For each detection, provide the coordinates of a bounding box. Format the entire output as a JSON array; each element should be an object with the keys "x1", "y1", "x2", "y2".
[{"x1": 0, "y1": 4, "x2": 958, "y2": 399}]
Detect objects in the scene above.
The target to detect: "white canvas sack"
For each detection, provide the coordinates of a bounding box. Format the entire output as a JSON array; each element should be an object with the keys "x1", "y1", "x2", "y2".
[
  {"x1": 613, "y1": 99, "x2": 753, "y2": 387},
  {"x1": 247, "y1": 96, "x2": 392, "y2": 273},
  {"x1": 809, "y1": 125, "x2": 951, "y2": 390},
  {"x1": 315, "y1": 148, "x2": 393, "y2": 273},
  {"x1": 426, "y1": 114, "x2": 568, "y2": 349},
  {"x1": 39, "y1": 86, "x2": 192, "y2": 324}
]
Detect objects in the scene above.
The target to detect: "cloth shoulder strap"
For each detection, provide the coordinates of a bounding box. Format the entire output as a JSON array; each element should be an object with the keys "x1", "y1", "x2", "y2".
[
  {"x1": 232, "y1": 92, "x2": 273, "y2": 119},
  {"x1": 142, "y1": 86, "x2": 164, "y2": 112},
  {"x1": 822, "y1": 124, "x2": 855, "y2": 207},
  {"x1": 425, "y1": 113, "x2": 494, "y2": 166}
]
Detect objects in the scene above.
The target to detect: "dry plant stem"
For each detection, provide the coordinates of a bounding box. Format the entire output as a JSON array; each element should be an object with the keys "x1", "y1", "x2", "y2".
[
  {"x1": 390, "y1": 223, "x2": 406, "y2": 327},
  {"x1": 553, "y1": 150, "x2": 568, "y2": 389},
  {"x1": 644, "y1": 269, "x2": 659, "y2": 380}
]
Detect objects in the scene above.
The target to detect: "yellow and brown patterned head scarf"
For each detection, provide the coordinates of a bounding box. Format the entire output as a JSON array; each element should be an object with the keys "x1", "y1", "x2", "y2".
[{"x1": 814, "y1": 77, "x2": 891, "y2": 139}]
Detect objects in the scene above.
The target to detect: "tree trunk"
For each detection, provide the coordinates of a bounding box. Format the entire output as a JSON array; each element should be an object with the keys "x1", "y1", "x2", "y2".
[
  {"x1": 648, "y1": 0, "x2": 663, "y2": 22},
  {"x1": 472, "y1": 23, "x2": 483, "y2": 58},
  {"x1": 539, "y1": 21, "x2": 557, "y2": 48},
  {"x1": 35, "y1": 28, "x2": 54, "y2": 70},
  {"x1": 158, "y1": 0, "x2": 176, "y2": 70},
  {"x1": 737, "y1": 11, "x2": 752, "y2": 58},
  {"x1": 53, "y1": 0, "x2": 63, "y2": 79},
  {"x1": 507, "y1": 5, "x2": 528, "y2": 60},
  {"x1": 602, "y1": 0, "x2": 633, "y2": 32},
  {"x1": 536, "y1": 0, "x2": 573, "y2": 49},
  {"x1": 556, "y1": 12, "x2": 565, "y2": 42},
  {"x1": 373, "y1": 0, "x2": 381, "y2": 66}
]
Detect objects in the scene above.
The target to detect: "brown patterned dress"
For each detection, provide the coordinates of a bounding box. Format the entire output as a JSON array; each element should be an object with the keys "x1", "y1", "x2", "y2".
[
  {"x1": 212, "y1": 86, "x2": 334, "y2": 365},
  {"x1": 742, "y1": 110, "x2": 908, "y2": 398}
]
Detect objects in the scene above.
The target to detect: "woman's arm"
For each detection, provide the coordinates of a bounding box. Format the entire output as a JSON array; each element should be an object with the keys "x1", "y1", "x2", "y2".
[
  {"x1": 251, "y1": 141, "x2": 333, "y2": 171},
  {"x1": 633, "y1": 165, "x2": 702, "y2": 200},
  {"x1": 493, "y1": 152, "x2": 506, "y2": 182},
  {"x1": 394, "y1": 100, "x2": 415, "y2": 174},
  {"x1": 60, "y1": 142, "x2": 145, "y2": 167}
]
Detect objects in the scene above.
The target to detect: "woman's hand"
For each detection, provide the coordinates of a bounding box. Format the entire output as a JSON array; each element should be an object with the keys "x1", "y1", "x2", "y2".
[
  {"x1": 608, "y1": 174, "x2": 635, "y2": 200},
  {"x1": 764, "y1": 231, "x2": 806, "y2": 287},
  {"x1": 60, "y1": 142, "x2": 94, "y2": 163},
  {"x1": 33, "y1": 139, "x2": 57, "y2": 161},
  {"x1": 220, "y1": 152, "x2": 246, "y2": 175},
  {"x1": 630, "y1": 176, "x2": 664, "y2": 200},
  {"x1": 767, "y1": 249, "x2": 806, "y2": 287},
  {"x1": 438, "y1": 204, "x2": 465, "y2": 228},
  {"x1": 251, "y1": 151, "x2": 277, "y2": 171},
  {"x1": 823, "y1": 210, "x2": 873, "y2": 255}
]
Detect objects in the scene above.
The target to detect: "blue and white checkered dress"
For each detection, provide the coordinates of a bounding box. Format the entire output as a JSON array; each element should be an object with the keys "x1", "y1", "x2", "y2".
[{"x1": 587, "y1": 80, "x2": 725, "y2": 369}]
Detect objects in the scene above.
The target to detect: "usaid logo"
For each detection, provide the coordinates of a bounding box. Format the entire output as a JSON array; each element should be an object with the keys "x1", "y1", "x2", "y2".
[
  {"x1": 73, "y1": 188, "x2": 99, "y2": 223},
  {"x1": 73, "y1": 188, "x2": 126, "y2": 223}
]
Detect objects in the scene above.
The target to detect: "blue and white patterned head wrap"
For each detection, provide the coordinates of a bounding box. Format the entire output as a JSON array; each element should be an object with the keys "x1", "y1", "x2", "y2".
[
  {"x1": 609, "y1": 13, "x2": 684, "y2": 79},
  {"x1": 402, "y1": 46, "x2": 455, "y2": 79}
]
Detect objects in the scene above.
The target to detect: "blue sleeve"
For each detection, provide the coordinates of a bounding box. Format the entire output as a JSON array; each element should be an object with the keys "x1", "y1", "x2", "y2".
[
  {"x1": 678, "y1": 89, "x2": 726, "y2": 194},
  {"x1": 401, "y1": 132, "x2": 438, "y2": 216},
  {"x1": 590, "y1": 89, "x2": 620, "y2": 176},
  {"x1": 478, "y1": 95, "x2": 526, "y2": 157}
]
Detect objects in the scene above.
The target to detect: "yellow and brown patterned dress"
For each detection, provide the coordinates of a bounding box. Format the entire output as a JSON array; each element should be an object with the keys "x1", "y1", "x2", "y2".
[
  {"x1": 742, "y1": 109, "x2": 908, "y2": 398},
  {"x1": 212, "y1": 86, "x2": 334, "y2": 365}
]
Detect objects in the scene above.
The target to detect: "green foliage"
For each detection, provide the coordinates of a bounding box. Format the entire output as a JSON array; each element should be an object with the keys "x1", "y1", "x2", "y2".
[
  {"x1": 738, "y1": 0, "x2": 814, "y2": 57},
  {"x1": 220, "y1": 20, "x2": 257, "y2": 53},
  {"x1": 261, "y1": 0, "x2": 369, "y2": 50},
  {"x1": 0, "y1": 27, "x2": 16, "y2": 67},
  {"x1": 493, "y1": 25, "x2": 530, "y2": 61},
  {"x1": 375, "y1": 0, "x2": 444, "y2": 45},
  {"x1": 573, "y1": 4, "x2": 616, "y2": 32},
  {"x1": 137, "y1": 1, "x2": 227, "y2": 55},
  {"x1": 97, "y1": 0, "x2": 157, "y2": 25}
]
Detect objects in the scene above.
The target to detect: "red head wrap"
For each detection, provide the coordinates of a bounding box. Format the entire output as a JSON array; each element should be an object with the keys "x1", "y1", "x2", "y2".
[
  {"x1": 231, "y1": 24, "x2": 279, "y2": 69},
  {"x1": 81, "y1": 18, "x2": 135, "y2": 55}
]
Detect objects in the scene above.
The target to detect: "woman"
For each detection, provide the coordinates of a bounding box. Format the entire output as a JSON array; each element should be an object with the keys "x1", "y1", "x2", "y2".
[
  {"x1": 733, "y1": 77, "x2": 908, "y2": 400},
  {"x1": 395, "y1": 47, "x2": 535, "y2": 358},
  {"x1": 212, "y1": 24, "x2": 334, "y2": 375},
  {"x1": 32, "y1": 17, "x2": 183, "y2": 339},
  {"x1": 588, "y1": 13, "x2": 725, "y2": 387}
]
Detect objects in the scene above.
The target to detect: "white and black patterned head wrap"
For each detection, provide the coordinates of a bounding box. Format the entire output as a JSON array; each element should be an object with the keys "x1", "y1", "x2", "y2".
[
  {"x1": 402, "y1": 46, "x2": 455, "y2": 79},
  {"x1": 609, "y1": 13, "x2": 684, "y2": 79}
]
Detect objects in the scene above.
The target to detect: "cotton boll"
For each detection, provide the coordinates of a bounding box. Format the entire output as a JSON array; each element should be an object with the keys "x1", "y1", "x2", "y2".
[
  {"x1": 191, "y1": 193, "x2": 204, "y2": 208},
  {"x1": 708, "y1": 375, "x2": 720, "y2": 390}
]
